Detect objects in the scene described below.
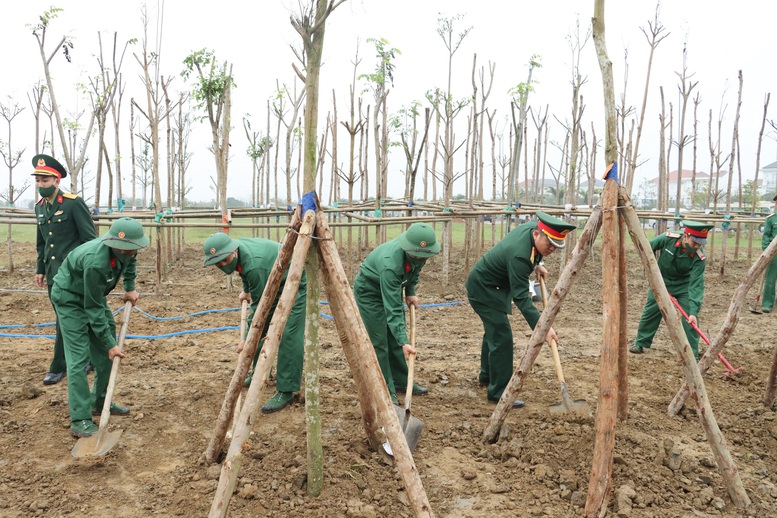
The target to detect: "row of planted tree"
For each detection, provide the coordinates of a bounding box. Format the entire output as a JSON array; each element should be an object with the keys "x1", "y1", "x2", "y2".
[{"x1": 1, "y1": 4, "x2": 774, "y2": 264}]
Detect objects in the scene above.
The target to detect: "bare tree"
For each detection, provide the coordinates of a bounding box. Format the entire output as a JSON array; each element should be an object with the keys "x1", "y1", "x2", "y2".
[
  {"x1": 182, "y1": 48, "x2": 234, "y2": 222},
  {"x1": 673, "y1": 42, "x2": 698, "y2": 213},
  {"x1": 0, "y1": 98, "x2": 28, "y2": 272},
  {"x1": 31, "y1": 7, "x2": 97, "y2": 191}
]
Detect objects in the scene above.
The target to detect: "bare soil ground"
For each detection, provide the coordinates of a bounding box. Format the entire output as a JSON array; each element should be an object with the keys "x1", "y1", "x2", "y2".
[{"x1": 1, "y1": 238, "x2": 777, "y2": 518}]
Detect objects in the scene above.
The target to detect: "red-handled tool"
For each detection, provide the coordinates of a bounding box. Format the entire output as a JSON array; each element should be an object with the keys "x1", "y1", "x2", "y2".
[{"x1": 669, "y1": 295, "x2": 742, "y2": 377}]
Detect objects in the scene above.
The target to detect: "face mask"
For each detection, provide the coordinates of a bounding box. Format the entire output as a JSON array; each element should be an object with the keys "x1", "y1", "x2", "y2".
[
  {"x1": 114, "y1": 250, "x2": 135, "y2": 265},
  {"x1": 406, "y1": 255, "x2": 427, "y2": 267},
  {"x1": 218, "y1": 255, "x2": 239, "y2": 275},
  {"x1": 38, "y1": 185, "x2": 57, "y2": 198}
]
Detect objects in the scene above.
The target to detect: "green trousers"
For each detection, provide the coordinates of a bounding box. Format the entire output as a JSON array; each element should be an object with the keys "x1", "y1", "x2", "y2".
[
  {"x1": 47, "y1": 284, "x2": 67, "y2": 374},
  {"x1": 50, "y1": 286, "x2": 115, "y2": 423},
  {"x1": 634, "y1": 290, "x2": 700, "y2": 359},
  {"x1": 469, "y1": 299, "x2": 514, "y2": 402},
  {"x1": 353, "y1": 278, "x2": 409, "y2": 399},
  {"x1": 248, "y1": 289, "x2": 306, "y2": 393},
  {"x1": 762, "y1": 256, "x2": 777, "y2": 311}
]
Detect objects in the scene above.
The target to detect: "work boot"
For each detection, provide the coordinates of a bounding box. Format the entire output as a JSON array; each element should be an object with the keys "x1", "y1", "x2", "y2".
[
  {"x1": 629, "y1": 344, "x2": 644, "y2": 354},
  {"x1": 488, "y1": 397, "x2": 525, "y2": 409},
  {"x1": 85, "y1": 364, "x2": 94, "y2": 374},
  {"x1": 70, "y1": 419, "x2": 98, "y2": 438},
  {"x1": 397, "y1": 383, "x2": 429, "y2": 396},
  {"x1": 764, "y1": 308, "x2": 772, "y2": 314},
  {"x1": 261, "y1": 392, "x2": 294, "y2": 414},
  {"x1": 92, "y1": 403, "x2": 131, "y2": 416},
  {"x1": 244, "y1": 373, "x2": 253, "y2": 388},
  {"x1": 43, "y1": 371, "x2": 65, "y2": 385}
]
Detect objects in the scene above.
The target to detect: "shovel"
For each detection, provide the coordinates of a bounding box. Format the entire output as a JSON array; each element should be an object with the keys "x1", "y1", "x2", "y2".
[
  {"x1": 383, "y1": 305, "x2": 424, "y2": 456},
  {"x1": 71, "y1": 300, "x2": 133, "y2": 458},
  {"x1": 539, "y1": 277, "x2": 590, "y2": 416},
  {"x1": 750, "y1": 273, "x2": 766, "y2": 314},
  {"x1": 669, "y1": 295, "x2": 742, "y2": 377}
]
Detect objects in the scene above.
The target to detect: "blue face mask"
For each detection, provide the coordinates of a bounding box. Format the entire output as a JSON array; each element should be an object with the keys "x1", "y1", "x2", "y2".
[{"x1": 218, "y1": 255, "x2": 239, "y2": 275}]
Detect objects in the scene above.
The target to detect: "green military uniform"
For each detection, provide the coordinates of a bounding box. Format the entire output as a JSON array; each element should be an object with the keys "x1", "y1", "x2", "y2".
[
  {"x1": 761, "y1": 198, "x2": 777, "y2": 312},
  {"x1": 466, "y1": 212, "x2": 574, "y2": 403},
  {"x1": 354, "y1": 223, "x2": 440, "y2": 403},
  {"x1": 632, "y1": 221, "x2": 712, "y2": 359},
  {"x1": 50, "y1": 217, "x2": 148, "y2": 437},
  {"x1": 32, "y1": 154, "x2": 97, "y2": 383},
  {"x1": 203, "y1": 233, "x2": 306, "y2": 413}
]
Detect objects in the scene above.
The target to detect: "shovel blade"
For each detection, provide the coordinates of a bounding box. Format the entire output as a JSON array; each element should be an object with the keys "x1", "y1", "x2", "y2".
[
  {"x1": 382, "y1": 405, "x2": 424, "y2": 456},
  {"x1": 71, "y1": 429, "x2": 123, "y2": 458},
  {"x1": 549, "y1": 384, "x2": 591, "y2": 416}
]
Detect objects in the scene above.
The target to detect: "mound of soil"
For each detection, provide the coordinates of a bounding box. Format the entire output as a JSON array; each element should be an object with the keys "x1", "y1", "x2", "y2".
[{"x1": 1, "y1": 238, "x2": 776, "y2": 517}]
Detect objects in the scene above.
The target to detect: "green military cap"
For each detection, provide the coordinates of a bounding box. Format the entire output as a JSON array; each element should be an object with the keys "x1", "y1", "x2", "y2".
[
  {"x1": 203, "y1": 232, "x2": 239, "y2": 265},
  {"x1": 682, "y1": 220, "x2": 714, "y2": 245},
  {"x1": 536, "y1": 211, "x2": 576, "y2": 249},
  {"x1": 101, "y1": 217, "x2": 149, "y2": 250},
  {"x1": 31, "y1": 154, "x2": 68, "y2": 179},
  {"x1": 398, "y1": 222, "x2": 441, "y2": 258}
]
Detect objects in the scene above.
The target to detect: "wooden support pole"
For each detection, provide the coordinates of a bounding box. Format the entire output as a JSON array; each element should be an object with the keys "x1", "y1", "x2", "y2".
[
  {"x1": 585, "y1": 180, "x2": 620, "y2": 517},
  {"x1": 617, "y1": 212, "x2": 629, "y2": 421},
  {"x1": 483, "y1": 207, "x2": 603, "y2": 443},
  {"x1": 619, "y1": 188, "x2": 750, "y2": 508},
  {"x1": 668, "y1": 236, "x2": 777, "y2": 413},
  {"x1": 204, "y1": 210, "x2": 302, "y2": 464},
  {"x1": 315, "y1": 211, "x2": 434, "y2": 518},
  {"x1": 209, "y1": 210, "x2": 315, "y2": 518},
  {"x1": 764, "y1": 346, "x2": 777, "y2": 407}
]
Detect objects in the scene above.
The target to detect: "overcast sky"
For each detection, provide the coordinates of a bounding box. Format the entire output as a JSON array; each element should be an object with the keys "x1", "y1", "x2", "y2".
[{"x1": 1, "y1": 0, "x2": 776, "y2": 206}]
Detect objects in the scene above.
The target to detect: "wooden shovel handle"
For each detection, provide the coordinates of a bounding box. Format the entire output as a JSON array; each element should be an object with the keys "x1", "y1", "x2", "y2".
[
  {"x1": 239, "y1": 299, "x2": 249, "y2": 338},
  {"x1": 405, "y1": 305, "x2": 416, "y2": 411},
  {"x1": 96, "y1": 301, "x2": 133, "y2": 432},
  {"x1": 538, "y1": 277, "x2": 567, "y2": 385}
]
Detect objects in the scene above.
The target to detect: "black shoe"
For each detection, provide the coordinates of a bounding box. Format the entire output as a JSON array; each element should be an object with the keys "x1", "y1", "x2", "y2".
[
  {"x1": 85, "y1": 364, "x2": 94, "y2": 374},
  {"x1": 629, "y1": 344, "x2": 644, "y2": 354},
  {"x1": 397, "y1": 383, "x2": 429, "y2": 396},
  {"x1": 43, "y1": 372, "x2": 65, "y2": 385},
  {"x1": 764, "y1": 308, "x2": 772, "y2": 314},
  {"x1": 92, "y1": 403, "x2": 131, "y2": 416},
  {"x1": 478, "y1": 378, "x2": 489, "y2": 387},
  {"x1": 488, "y1": 397, "x2": 525, "y2": 409}
]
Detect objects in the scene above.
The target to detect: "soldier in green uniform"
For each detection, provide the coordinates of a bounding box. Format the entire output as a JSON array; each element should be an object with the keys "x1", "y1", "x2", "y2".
[
  {"x1": 354, "y1": 223, "x2": 439, "y2": 405},
  {"x1": 760, "y1": 195, "x2": 777, "y2": 313},
  {"x1": 32, "y1": 154, "x2": 98, "y2": 385},
  {"x1": 629, "y1": 220, "x2": 714, "y2": 360},
  {"x1": 466, "y1": 211, "x2": 575, "y2": 407},
  {"x1": 50, "y1": 217, "x2": 148, "y2": 438},
  {"x1": 203, "y1": 232, "x2": 306, "y2": 414}
]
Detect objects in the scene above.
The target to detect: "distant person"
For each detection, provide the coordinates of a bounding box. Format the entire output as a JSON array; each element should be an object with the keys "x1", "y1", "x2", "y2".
[
  {"x1": 761, "y1": 195, "x2": 777, "y2": 313},
  {"x1": 629, "y1": 221, "x2": 714, "y2": 360},
  {"x1": 203, "y1": 232, "x2": 306, "y2": 414},
  {"x1": 32, "y1": 154, "x2": 97, "y2": 385},
  {"x1": 354, "y1": 223, "x2": 439, "y2": 405},
  {"x1": 51, "y1": 217, "x2": 148, "y2": 438},
  {"x1": 466, "y1": 211, "x2": 574, "y2": 408}
]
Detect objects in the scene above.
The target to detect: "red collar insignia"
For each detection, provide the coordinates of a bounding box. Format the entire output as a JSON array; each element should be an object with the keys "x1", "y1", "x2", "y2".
[
  {"x1": 57, "y1": 195, "x2": 63, "y2": 204},
  {"x1": 404, "y1": 262, "x2": 411, "y2": 273},
  {"x1": 110, "y1": 257, "x2": 117, "y2": 268},
  {"x1": 236, "y1": 264, "x2": 243, "y2": 274}
]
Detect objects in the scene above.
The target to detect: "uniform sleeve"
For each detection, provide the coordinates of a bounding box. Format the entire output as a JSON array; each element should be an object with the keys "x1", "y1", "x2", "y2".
[
  {"x1": 763, "y1": 217, "x2": 775, "y2": 251},
  {"x1": 83, "y1": 265, "x2": 117, "y2": 349},
  {"x1": 649, "y1": 234, "x2": 665, "y2": 253},
  {"x1": 508, "y1": 255, "x2": 541, "y2": 329},
  {"x1": 36, "y1": 218, "x2": 45, "y2": 275},
  {"x1": 379, "y1": 269, "x2": 409, "y2": 346},
  {"x1": 687, "y1": 258, "x2": 707, "y2": 316},
  {"x1": 73, "y1": 198, "x2": 97, "y2": 243},
  {"x1": 122, "y1": 256, "x2": 137, "y2": 292}
]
